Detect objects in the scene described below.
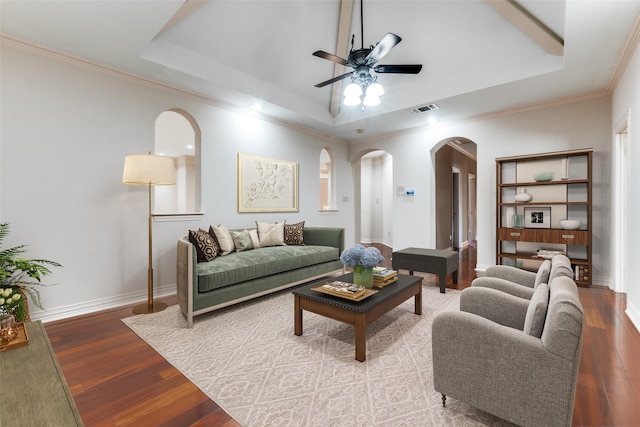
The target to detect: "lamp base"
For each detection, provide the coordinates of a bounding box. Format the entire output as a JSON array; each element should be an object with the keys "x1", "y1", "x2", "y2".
[{"x1": 132, "y1": 301, "x2": 168, "y2": 314}]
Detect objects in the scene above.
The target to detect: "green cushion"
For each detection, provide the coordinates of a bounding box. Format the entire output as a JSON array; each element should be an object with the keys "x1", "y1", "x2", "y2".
[{"x1": 196, "y1": 245, "x2": 339, "y2": 293}]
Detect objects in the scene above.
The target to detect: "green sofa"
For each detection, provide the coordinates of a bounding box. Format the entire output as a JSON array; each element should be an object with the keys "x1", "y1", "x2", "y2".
[{"x1": 177, "y1": 227, "x2": 344, "y2": 327}]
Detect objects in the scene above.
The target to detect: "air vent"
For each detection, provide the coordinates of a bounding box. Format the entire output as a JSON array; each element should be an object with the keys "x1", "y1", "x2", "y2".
[{"x1": 410, "y1": 103, "x2": 439, "y2": 114}]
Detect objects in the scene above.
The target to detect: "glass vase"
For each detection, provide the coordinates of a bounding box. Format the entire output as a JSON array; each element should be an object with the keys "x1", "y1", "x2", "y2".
[{"x1": 353, "y1": 265, "x2": 374, "y2": 289}]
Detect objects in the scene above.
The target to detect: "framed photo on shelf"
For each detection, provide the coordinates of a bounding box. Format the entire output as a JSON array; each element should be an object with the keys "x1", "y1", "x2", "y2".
[
  {"x1": 237, "y1": 153, "x2": 298, "y2": 213},
  {"x1": 524, "y1": 207, "x2": 551, "y2": 229}
]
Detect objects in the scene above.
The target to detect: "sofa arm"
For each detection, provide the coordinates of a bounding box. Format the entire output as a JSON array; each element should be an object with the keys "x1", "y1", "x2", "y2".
[
  {"x1": 303, "y1": 227, "x2": 344, "y2": 253},
  {"x1": 176, "y1": 236, "x2": 196, "y2": 327},
  {"x1": 471, "y1": 276, "x2": 536, "y2": 300},
  {"x1": 484, "y1": 265, "x2": 537, "y2": 287},
  {"x1": 460, "y1": 286, "x2": 529, "y2": 330},
  {"x1": 433, "y1": 311, "x2": 577, "y2": 427}
]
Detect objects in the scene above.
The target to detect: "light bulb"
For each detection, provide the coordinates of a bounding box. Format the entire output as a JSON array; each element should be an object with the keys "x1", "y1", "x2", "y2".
[
  {"x1": 344, "y1": 83, "x2": 362, "y2": 97},
  {"x1": 366, "y1": 82, "x2": 384, "y2": 97},
  {"x1": 344, "y1": 95, "x2": 362, "y2": 106},
  {"x1": 363, "y1": 95, "x2": 380, "y2": 106}
]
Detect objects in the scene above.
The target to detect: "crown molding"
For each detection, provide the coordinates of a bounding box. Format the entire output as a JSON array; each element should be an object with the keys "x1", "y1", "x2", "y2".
[
  {"x1": 0, "y1": 34, "x2": 349, "y2": 145},
  {"x1": 354, "y1": 89, "x2": 611, "y2": 145},
  {"x1": 608, "y1": 12, "x2": 640, "y2": 91}
]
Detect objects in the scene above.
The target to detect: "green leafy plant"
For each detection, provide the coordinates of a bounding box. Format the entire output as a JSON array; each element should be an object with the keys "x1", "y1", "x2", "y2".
[{"x1": 0, "y1": 223, "x2": 61, "y2": 321}]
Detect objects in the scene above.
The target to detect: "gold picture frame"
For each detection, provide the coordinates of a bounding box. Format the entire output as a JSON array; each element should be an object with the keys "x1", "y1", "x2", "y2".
[{"x1": 237, "y1": 153, "x2": 298, "y2": 212}]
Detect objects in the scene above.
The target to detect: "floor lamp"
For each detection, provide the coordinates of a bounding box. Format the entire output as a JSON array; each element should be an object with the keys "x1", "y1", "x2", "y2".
[{"x1": 123, "y1": 153, "x2": 176, "y2": 314}]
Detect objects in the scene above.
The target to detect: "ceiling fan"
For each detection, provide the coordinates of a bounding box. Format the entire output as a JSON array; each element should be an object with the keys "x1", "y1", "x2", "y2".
[{"x1": 312, "y1": 0, "x2": 422, "y2": 93}]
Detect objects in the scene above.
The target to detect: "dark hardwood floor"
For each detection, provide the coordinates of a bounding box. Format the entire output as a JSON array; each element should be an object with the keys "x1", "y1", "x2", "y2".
[{"x1": 44, "y1": 243, "x2": 640, "y2": 426}]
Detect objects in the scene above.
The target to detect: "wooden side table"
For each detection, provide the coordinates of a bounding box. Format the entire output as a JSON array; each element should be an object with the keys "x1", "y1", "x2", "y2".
[
  {"x1": 392, "y1": 247, "x2": 458, "y2": 293},
  {"x1": 1, "y1": 321, "x2": 83, "y2": 426}
]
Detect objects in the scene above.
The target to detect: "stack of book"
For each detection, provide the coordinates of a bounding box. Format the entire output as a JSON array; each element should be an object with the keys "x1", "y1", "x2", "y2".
[
  {"x1": 321, "y1": 281, "x2": 366, "y2": 299},
  {"x1": 536, "y1": 249, "x2": 565, "y2": 260},
  {"x1": 373, "y1": 267, "x2": 398, "y2": 288}
]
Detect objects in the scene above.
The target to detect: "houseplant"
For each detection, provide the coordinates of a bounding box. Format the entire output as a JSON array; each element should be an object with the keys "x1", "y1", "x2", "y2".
[
  {"x1": 0, "y1": 223, "x2": 61, "y2": 322},
  {"x1": 340, "y1": 244, "x2": 384, "y2": 288}
]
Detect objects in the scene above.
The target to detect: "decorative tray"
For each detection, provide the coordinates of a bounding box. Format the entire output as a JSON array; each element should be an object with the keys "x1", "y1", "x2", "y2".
[
  {"x1": 311, "y1": 285, "x2": 378, "y2": 302},
  {"x1": 0, "y1": 322, "x2": 29, "y2": 352}
]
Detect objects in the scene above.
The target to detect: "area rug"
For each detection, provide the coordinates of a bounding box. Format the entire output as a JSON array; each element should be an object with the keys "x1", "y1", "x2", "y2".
[{"x1": 123, "y1": 285, "x2": 514, "y2": 427}]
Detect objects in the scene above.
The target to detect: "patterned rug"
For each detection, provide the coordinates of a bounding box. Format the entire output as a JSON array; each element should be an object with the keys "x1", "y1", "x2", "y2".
[{"x1": 123, "y1": 284, "x2": 514, "y2": 426}]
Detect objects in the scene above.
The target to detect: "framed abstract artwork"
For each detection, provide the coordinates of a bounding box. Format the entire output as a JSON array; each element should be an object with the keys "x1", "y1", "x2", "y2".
[
  {"x1": 524, "y1": 206, "x2": 551, "y2": 229},
  {"x1": 237, "y1": 153, "x2": 298, "y2": 212}
]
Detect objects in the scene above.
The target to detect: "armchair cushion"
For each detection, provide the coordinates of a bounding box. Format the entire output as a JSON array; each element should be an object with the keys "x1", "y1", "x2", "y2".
[
  {"x1": 534, "y1": 260, "x2": 552, "y2": 287},
  {"x1": 549, "y1": 255, "x2": 573, "y2": 281},
  {"x1": 460, "y1": 286, "x2": 530, "y2": 330},
  {"x1": 523, "y1": 282, "x2": 550, "y2": 338},
  {"x1": 471, "y1": 276, "x2": 536, "y2": 299}
]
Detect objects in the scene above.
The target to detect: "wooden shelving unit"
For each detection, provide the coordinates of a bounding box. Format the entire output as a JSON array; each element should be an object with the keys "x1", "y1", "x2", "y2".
[{"x1": 496, "y1": 148, "x2": 593, "y2": 286}]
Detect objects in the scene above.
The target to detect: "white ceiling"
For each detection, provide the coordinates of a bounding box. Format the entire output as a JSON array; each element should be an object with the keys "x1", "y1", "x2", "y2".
[{"x1": 2, "y1": 0, "x2": 639, "y2": 141}]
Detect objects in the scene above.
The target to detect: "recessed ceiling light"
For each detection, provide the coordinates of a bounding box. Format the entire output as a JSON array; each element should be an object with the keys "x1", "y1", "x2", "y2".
[
  {"x1": 427, "y1": 117, "x2": 439, "y2": 125},
  {"x1": 250, "y1": 103, "x2": 262, "y2": 112},
  {"x1": 186, "y1": 145, "x2": 194, "y2": 150}
]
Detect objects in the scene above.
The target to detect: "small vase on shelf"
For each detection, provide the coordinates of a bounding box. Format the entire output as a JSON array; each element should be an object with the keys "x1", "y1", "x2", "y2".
[
  {"x1": 514, "y1": 189, "x2": 532, "y2": 203},
  {"x1": 353, "y1": 265, "x2": 374, "y2": 289}
]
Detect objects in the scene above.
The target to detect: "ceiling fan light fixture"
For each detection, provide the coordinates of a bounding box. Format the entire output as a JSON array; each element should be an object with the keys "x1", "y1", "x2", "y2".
[
  {"x1": 366, "y1": 82, "x2": 384, "y2": 97},
  {"x1": 344, "y1": 82, "x2": 363, "y2": 97},
  {"x1": 344, "y1": 94, "x2": 362, "y2": 106},
  {"x1": 363, "y1": 95, "x2": 381, "y2": 106}
]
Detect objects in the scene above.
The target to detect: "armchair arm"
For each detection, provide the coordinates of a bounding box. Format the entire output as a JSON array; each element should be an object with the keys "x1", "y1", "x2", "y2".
[
  {"x1": 484, "y1": 265, "x2": 536, "y2": 287},
  {"x1": 432, "y1": 311, "x2": 577, "y2": 427},
  {"x1": 460, "y1": 286, "x2": 529, "y2": 330},
  {"x1": 471, "y1": 276, "x2": 536, "y2": 300}
]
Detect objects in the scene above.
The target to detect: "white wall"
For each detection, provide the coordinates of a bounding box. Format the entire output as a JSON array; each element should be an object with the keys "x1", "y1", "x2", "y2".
[
  {"x1": 349, "y1": 96, "x2": 613, "y2": 285},
  {"x1": 612, "y1": 37, "x2": 640, "y2": 330},
  {"x1": 0, "y1": 42, "x2": 355, "y2": 321}
]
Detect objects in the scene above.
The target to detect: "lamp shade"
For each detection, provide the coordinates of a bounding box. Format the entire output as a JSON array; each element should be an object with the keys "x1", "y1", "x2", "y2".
[{"x1": 122, "y1": 154, "x2": 176, "y2": 186}]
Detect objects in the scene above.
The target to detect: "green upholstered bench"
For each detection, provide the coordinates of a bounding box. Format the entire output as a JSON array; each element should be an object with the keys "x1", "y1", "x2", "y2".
[{"x1": 392, "y1": 247, "x2": 458, "y2": 293}]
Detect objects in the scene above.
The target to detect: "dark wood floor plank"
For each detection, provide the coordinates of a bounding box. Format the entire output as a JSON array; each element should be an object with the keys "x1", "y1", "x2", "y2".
[{"x1": 43, "y1": 243, "x2": 640, "y2": 426}]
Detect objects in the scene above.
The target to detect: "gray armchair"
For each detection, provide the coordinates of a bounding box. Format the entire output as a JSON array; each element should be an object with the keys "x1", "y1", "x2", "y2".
[
  {"x1": 472, "y1": 255, "x2": 573, "y2": 300},
  {"x1": 432, "y1": 276, "x2": 584, "y2": 427}
]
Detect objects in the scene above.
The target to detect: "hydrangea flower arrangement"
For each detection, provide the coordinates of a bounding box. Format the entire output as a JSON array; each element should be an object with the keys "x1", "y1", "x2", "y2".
[{"x1": 340, "y1": 244, "x2": 384, "y2": 269}]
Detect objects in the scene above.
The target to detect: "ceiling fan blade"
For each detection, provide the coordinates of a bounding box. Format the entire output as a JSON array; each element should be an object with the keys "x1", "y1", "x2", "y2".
[
  {"x1": 365, "y1": 33, "x2": 401, "y2": 64},
  {"x1": 374, "y1": 64, "x2": 423, "y2": 74},
  {"x1": 314, "y1": 72, "x2": 353, "y2": 88},
  {"x1": 313, "y1": 50, "x2": 349, "y2": 66}
]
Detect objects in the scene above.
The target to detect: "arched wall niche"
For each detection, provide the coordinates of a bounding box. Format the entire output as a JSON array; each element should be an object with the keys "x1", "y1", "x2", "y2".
[
  {"x1": 154, "y1": 108, "x2": 202, "y2": 214},
  {"x1": 319, "y1": 147, "x2": 336, "y2": 210},
  {"x1": 353, "y1": 149, "x2": 394, "y2": 248}
]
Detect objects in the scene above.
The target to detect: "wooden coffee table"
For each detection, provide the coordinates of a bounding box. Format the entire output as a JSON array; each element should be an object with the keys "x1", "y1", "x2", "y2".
[{"x1": 292, "y1": 273, "x2": 422, "y2": 362}]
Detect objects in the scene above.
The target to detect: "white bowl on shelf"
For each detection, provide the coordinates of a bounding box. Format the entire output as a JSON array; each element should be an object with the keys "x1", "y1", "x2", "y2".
[{"x1": 559, "y1": 219, "x2": 580, "y2": 230}]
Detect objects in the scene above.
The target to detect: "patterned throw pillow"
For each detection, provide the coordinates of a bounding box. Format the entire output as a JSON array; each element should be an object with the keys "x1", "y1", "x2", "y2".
[
  {"x1": 284, "y1": 221, "x2": 305, "y2": 246},
  {"x1": 188, "y1": 229, "x2": 220, "y2": 262},
  {"x1": 230, "y1": 229, "x2": 254, "y2": 252}
]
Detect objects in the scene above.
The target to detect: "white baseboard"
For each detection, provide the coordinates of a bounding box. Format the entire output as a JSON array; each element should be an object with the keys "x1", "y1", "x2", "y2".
[
  {"x1": 30, "y1": 283, "x2": 177, "y2": 323},
  {"x1": 626, "y1": 300, "x2": 640, "y2": 334}
]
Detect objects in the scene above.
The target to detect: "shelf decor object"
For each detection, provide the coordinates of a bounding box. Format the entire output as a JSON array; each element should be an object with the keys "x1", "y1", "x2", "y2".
[
  {"x1": 496, "y1": 148, "x2": 592, "y2": 286},
  {"x1": 123, "y1": 153, "x2": 176, "y2": 314}
]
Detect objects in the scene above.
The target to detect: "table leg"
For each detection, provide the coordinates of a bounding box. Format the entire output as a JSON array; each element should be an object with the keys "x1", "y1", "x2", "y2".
[
  {"x1": 415, "y1": 285, "x2": 422, "y2": 315},
  {"x1": 354, "y1": 315, "x2": 366, "y2": 362},
  {"x1": 452, "y1": 270, "x2": 458, "y2": 284},
  {"x1": 294, "y1": 295, "x2": 303, "y2": 336},
  {"x1": 439, "y1": 271, "x2": 446, "y2": 293}
]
